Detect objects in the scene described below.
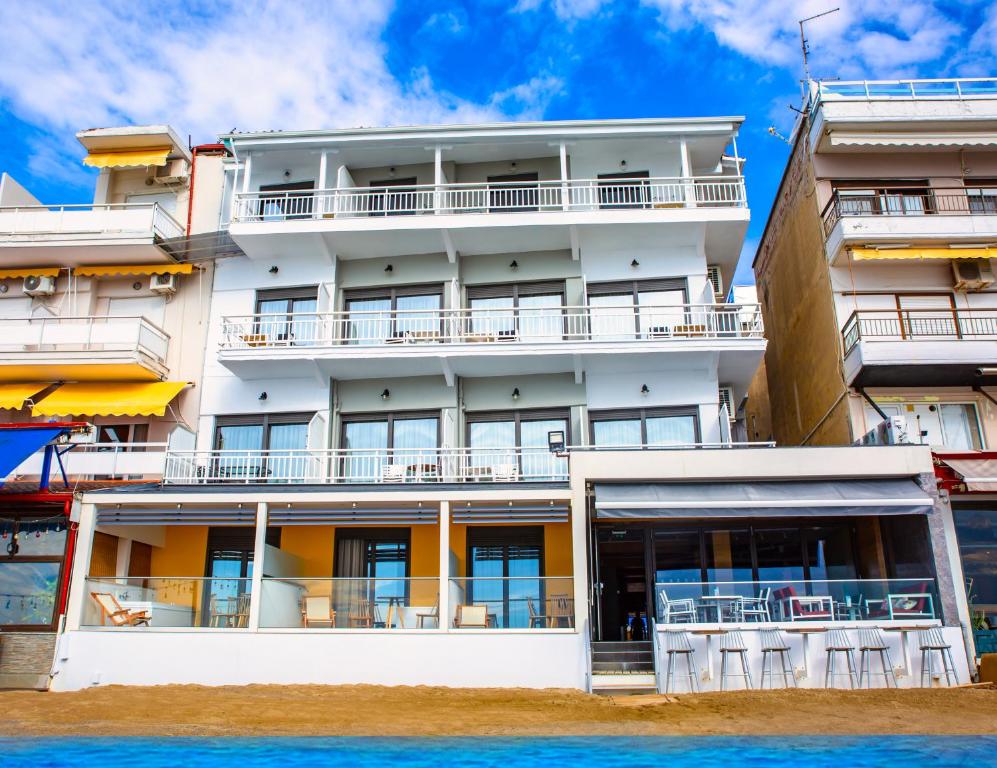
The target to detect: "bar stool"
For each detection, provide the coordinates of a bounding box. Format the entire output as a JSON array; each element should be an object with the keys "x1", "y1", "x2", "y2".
[
  {"x1": 719, "y1": 630, "x2": 753, "y2": 690},
  {"x1": 824, "y1": 629, "x2": 858, "y2": 689},
  {"x1": 919, "y1": 628, "x2": 957, "y2": 687},
  {"x1": 758, "y1": 629, "x2": 796, "y2": 688},
  {"x1": 663, "y1": 631, "x2": 699, "y2": 693},
  {"x1": 857, "y1": 628, "x2": 897, "y2": 688}
]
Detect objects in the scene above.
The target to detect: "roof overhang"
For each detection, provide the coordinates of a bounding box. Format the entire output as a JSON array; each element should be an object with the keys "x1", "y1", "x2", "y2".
[{"x1": 76, "y1": 125, "x2": 191, "y2": 163}]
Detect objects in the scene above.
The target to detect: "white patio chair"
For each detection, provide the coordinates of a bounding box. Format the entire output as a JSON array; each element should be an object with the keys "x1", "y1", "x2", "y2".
[
  {"x1": 491, "y1": 463, "x2": 519, "y2": 482},
  {"x1": 658, "y1": 589, "x2": 696, "y2": 624},
  {"x1": 739, "y1": 587, "x2": 771, "y2": 622},
  {"x1": 381, "y1": 464, "x2": 407, "y2": 483}
]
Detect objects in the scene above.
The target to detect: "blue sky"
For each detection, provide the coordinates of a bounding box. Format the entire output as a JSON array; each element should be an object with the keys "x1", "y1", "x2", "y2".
[{"x1": 0, "y1": 0, "x2": 994, "y2": 284}]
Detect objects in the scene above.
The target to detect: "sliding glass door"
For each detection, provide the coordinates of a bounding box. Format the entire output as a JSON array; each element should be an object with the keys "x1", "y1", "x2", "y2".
[
  {"x1": 255, "y1": 286, "x2": 319, "y2": 346},
  {"x1": 466, "y1": 282, "x2": 565, "y2": 342},
  {"x1": 589, "y1": 407, "x2": 699, "y2": 448},
  {"x1": 344, "y1": 285, "x2": 442, "y2": 344},
  {"x1": 588, "y1": 279, "x2": 688, "y2": 340},
  {"x1": 466, "y1": 409, "x2": 568, "y2": 480},
  {"x1": 468, "y1": 527, "x2": 544, "y2": 629},
  {"x1": 213, "y1": 413, "x2": 312, "y2": 482},
  {"x1": 341, "y1": 412, "x2": 440, "y2": 481}
]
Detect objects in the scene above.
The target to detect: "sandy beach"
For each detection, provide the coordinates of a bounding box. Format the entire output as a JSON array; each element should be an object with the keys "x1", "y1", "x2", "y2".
[{"x1": 2, "y1": 685, "x2": 996, "y2": 737}]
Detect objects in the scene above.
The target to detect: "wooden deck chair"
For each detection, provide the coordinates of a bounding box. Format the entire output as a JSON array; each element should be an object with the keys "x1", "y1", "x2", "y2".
[
  {"x1": 549, "y1": 595, "x2": 574, "y2": 628},
  {"x1": 416, "y1": 595, "x2": 439, "y2": 628},
  {"x1": 301, "y1": 595, "x2": 336, "y2": 627},
  {"x1": 348, "y1": 597, "x2": 374, "y2": 628},
  {"x1": 527, "y1": 597, "x2": 549, "y2": 628},
  {"x1": 91, "y1": 592, "x2": 151, "y2": 627},
  {"x1": 455, "y1": 604, "x2": 489, "y2": 628}
]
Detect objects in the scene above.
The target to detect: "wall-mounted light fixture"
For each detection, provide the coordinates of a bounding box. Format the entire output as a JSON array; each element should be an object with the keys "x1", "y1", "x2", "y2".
[
  {"x1": 388, "y1": 166, "x2": 396, "y2": 177},
  {"x1": 640, "y1": 384, "x2": 650, "y2": 396},
  {"x1": 512, "y1": 387, "x2": 520, "y2": 401},
  {"x1": 510, "y1": 161, "x2": 518, "y2": 171},
  {"x1": 269, "y1": 265, "x2": 279, "y2": 274},
  {"x1": 132, "y1": 281, "x2": 142, "y2": 291},
  {"x1": 283, "y1": 169, "x2": 292, "y2": 179},
  {"x1": 381, "y1": 388, "x2": 391, "y2": 400},
  {"x1": 620, "y1": 160, "x2": 627, "y2": 170},
  {"x1": 509, "y1": 260, "x2": 519, "y2": 271},
  {"x1": 0, "y1": 283, "x2": 8, "y2": 294},
  {"x1": 384, "y1": 264, "x2": 394, "y2": 273},
  {"x1": 259, "y1": 392, "x2": 268, "y2": 401},
  {"x1": 631, "y1": 259, "x2": 640, "y2": 268}
]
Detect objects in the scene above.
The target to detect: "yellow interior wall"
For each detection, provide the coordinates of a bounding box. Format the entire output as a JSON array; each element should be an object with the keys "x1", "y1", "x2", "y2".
[
  {"x1": 448, "y1": 522, "x2": 573, "y2": 578},
  {"x1": 278, "y1": 525, "x2": 335, "y2": 576},
  {"x1": 147, "y1": 525, "x2": 208, "y2": 610}
]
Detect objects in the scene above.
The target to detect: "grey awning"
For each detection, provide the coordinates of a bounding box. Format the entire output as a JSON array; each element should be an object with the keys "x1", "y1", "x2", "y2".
[{"x1": 594, "y1": 478, "x2": 933, "y2": 519}]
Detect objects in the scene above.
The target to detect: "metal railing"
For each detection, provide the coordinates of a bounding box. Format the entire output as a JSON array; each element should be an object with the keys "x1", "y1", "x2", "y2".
[
  {"x1": 821, "y1": 187, "x2": 997, "y2": 234},
  {"x1": 219, "y1": 303, "x2": 764, "y2": 350},
  {"x1": 0, "y1": 202, "x2": 184, "y2": 240},
  {"x1": 841, "y1": 308, "x2": 997, "y2": 354},
  {"x1": 0, "y1": 314, "x2": 170, "y2": 363},
  {"x1": 260, "y1": 577, "x2": 439, "y2": 629},
  {"x1": 656, "y1": 578, "x2": 939, "y2": 624},
  {"x1": 231, "y1": 176, "x2": 747, "y2": 222},
  {"x1": 83, "y1": 576, "x2": 253, "y2": 629},
  {"x1": 164, "y1": 446, "x2": 570, "y2": 484},
  {"x1": 813, "y1": 77, "x2": 997, "y2": 103},
  {"x1": 450, "y1": 577, "x2": 574, "y2": 629}
]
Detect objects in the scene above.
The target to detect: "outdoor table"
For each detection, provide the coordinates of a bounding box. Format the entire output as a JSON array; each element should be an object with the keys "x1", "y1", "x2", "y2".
[
  {"x1": 691, "y1": 627, "x2": 728, "y2": 681},
  {"x1": 883, "y1": 625, "x2": 927, "y2": 677},
  {"x1": 785, "y1": 626, "x2": 827, "y2": 679},
  {"x1": 698, "y1": 595, "x2": 741, "y2": 623}
]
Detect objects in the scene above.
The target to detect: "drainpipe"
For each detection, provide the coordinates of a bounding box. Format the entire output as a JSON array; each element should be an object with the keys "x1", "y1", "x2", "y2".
[{"x1": 185, "y1": 143, "x2": 229, "y2": 236}]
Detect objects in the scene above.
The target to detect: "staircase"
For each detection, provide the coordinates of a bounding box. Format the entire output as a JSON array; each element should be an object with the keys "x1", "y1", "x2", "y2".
[{"x1": 590, "y1": 640, "x2": 657, "y2": 695}]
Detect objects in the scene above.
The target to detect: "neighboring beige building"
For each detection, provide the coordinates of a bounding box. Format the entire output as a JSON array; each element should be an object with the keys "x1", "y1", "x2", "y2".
[{"x1": 753, "y1": 78, "x2": 997, "y2": 451}]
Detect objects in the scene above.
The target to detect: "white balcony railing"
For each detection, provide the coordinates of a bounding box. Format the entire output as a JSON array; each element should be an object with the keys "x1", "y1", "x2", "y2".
[
  {"x1": 164, "y1": 447, "x2": 570, "y2": 484},
  {"x1": 13, "y1": 443, "x2": 169, "y2": 480},
  {"x1": 231, "y1": 176, "x2": 747, "y2": 223},
  {"x1": 813, "y1": 77, "x2": 997, "y2": 103},
  {"x1": 219, "y1": 304, "x2": 763, "y2": 350},
  {"x1": 0, "y1": 202, "x2": 184, "y2": 241},
  {"x1": 0, "y1": 315, "x2": 170, "y2": 363}
]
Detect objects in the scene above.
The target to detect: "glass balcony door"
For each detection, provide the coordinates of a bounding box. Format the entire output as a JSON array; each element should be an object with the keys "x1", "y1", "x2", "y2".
[
  {"x1": 466, "y1": 409, "x2": 568, "y2": 480},
  {"x1": 255, "y1": 286, "x2": 319, "y2": 346},
  {"x1": 589, "y1": 407, "x2": 700, "y2": 448},
  {"x1": 587, "y1": 279, "x2": 688, "y2": 340},
  {"x1": 213, "y1": 413, "x2": 312, "y2": 482},
  {"x1": 344, "y1": 285, "x2": 443, "y2": 344},
  {"x1": 468, "y1": 527, "x2": 544, "y2": 629},
  {"x1": 341, "y1": 412, "x2": 440, "y2": 481},
  {"x1": 466, "y1": 281, "x2": 565, "y2": 342}
]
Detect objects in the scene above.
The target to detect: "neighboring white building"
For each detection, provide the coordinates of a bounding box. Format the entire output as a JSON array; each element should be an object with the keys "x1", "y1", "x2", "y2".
[{"x1": 50, "y1": 117, "x2": 973, "y2": 693}]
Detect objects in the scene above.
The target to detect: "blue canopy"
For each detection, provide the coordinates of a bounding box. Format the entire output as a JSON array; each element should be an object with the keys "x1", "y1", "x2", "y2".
[{"x1": 0, "y1": 426, "x2": 67, "y2": 480}]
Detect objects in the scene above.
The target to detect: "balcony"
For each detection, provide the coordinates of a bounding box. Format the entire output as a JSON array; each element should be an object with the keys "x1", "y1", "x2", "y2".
[
  {"x1": 216, "y1": 303, "x2": 764, "y2": 381},
  {"x1": 0, "y1": 315, "x2": 170, "y2": 381},
  {"x1": 821, "y1": 188, "x2": 997, "y2": 262},
  {"x1": 0, "y1": 203, "x2": 185, "y2": 267},
  {"x1": 228, "y1": 176, "x2": 748, "y2": 260},
  {"x1": 11, "y1": 442, "x2": 168, "y2": 480},
  {"x1": 841, "y1": 308, "x2": 997, "y2": 386}
]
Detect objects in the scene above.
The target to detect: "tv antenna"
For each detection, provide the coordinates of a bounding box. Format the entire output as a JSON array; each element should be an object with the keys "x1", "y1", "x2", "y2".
[{"x1": 799, "y1": 8, "x2": 840, "y2": 86}]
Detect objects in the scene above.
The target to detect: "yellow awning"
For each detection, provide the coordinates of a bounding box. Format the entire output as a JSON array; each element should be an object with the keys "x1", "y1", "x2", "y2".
[
  {"x1": 32, "y1": 381, "x2": 188, "y2": 417},
  {"x1": 83, "y1": 148, "x2": 171, "y2": 169},
  {"x1": 852, "y1": 247, "x2": 997, "y2": 261},
  {"x1": 0, "y1": 267, "x2": 61, "y2": 279},
  {"x1": 0, "y1": 383, "x2": 51, "y2": 410},
  {"x1": 75, "y1": 263, "x2": 193, "y2": 277}
]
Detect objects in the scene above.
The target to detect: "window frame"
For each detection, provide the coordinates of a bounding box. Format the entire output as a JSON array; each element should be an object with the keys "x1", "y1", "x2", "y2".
[
  {"x1": 0, "y1": 510, "x2": 70, "y2": 631},
  {"x1": 588, "y1": 406, "x2": 701, "y2": 447},
  {"x1": 464, "y1": 407, "x2": 572, "y2": 449},
  {"x1": 586, "y1": 278, "x2": 689, "y2": 337},
  {"x1": 339, "y1": 410, "x2": 443, "y2": 451},
  {"x1": 213, "y1": 412, "x2": 315, "y2": 452}
]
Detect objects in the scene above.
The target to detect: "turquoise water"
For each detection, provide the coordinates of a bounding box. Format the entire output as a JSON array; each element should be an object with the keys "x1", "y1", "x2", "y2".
[{"x1": 2, "y1": 736, "x2": 994, "y2": 767}]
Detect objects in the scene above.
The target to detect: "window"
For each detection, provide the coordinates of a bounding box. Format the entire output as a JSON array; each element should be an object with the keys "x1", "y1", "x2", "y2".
[
  {"x1": 832, "y1": 181, "x2": 930, "y2": 216},
  {"x1": 203, "y1": 526, "x2": 278, "y2": 628},
  {"x1": 597, "y1": 170, "x2": 650, "y2": 209},
  {"x1": 466, "y1": 282, "x2": 565, "y2": 342},
  {"x1": 953, "y1": 505, "x2": 997, "y2": 623},
  {"x1": 258, "y1": 181, "x2": 315, "y2": 220},
  {"x1": 487, "y1": 172, "x2": 539, "y2": 212},
  {"x1": 966, "y1": 183, "x2": 997, "y2": 214},
  {"x1": 466, "y1": 409, "x2": 569, "y2": 480},
  {"x1": 587, "y1": 279, "x2": 688, "y2": 339},
  {"x1": 343, "y1": 284, "x2": 443, "y2": 344},
  {"x1": 213, "y1": 413, "x2": 313, "y2": 482},
  {"x1": 340, "y1": 411, "x2": 440, "y2": 481},
  {"x1": 0, "y1": 512, "x2": 68, "y2": 629},
  {"x1": 368, "y1": 177, "x2": 419, "y2": 216},
  {"x1": 467, "y1": 526, "x2": 544, "y2": 628},
  {"x1": 589, "y1": 407, "x2": 699, "y2": 448},
  {"x1": 862, "y1": 402, "x2": 983, "y2": 451},
  {"x1": 255, "y1": 286, "x2": 319, "y2": 346},
  {"x1": 335, "y1": 529, "x2": 410, "y2": 623}
]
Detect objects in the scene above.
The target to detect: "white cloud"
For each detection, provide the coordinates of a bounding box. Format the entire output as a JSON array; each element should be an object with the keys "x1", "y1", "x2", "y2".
[
  {"x1": 0, "y1": 0, "x2": 549, "y2": 191},
  {"x1": 513, "y1": 0, "x2": 610, "y2": 21},
  {"x1": 640, "y1": 0, "x2": 965, "y2": 79}
]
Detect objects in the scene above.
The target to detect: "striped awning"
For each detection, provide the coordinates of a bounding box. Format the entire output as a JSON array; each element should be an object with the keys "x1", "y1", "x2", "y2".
[
  {"x1": 75, "y1": 263, "x2": 193, "y2": 277},
  {"x1": 97, "y1": 505, "x2": 257, "y2": 526},
  {"x1": 267, "y1": 506, "x2": 439, "y2": 526},
  {"x1": 83, "y1": 148, "x2": 170, "y2": 168},
  {"x1": 852, "y1": 247, "x2": 997, "y2": 261},
  {"x1": 0, "y1": 267, "x2": 61, "y2": 279},
  {"x1": 32, "y1": 382, "x2": 188, "y2": 417}
]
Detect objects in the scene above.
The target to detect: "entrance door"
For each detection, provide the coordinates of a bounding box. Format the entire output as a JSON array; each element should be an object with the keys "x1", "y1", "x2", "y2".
[{"x1": 594, "y1": 527, "x2": 650, "y2": 641}]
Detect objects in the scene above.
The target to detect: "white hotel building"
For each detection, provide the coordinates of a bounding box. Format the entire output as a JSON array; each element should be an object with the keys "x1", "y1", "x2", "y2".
[{"x1": 39, "y1": 118, "x2": 973, "y2": 692}]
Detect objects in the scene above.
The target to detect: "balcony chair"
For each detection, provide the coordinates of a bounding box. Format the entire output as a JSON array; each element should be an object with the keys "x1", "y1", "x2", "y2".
[
  {"x1": 348, "y1": 597, "x2": 374, "y2": 628},
  {"x1": 772, "y1": 586, "x2": 833, "y2": 621},
  {"x1": 527, "y1": 597, "x2": 549, "y2": 628},
  {"x1": 454, "y1": 604, "x2": 490, "y2": 628},
  {"x1": 301, "y1": 596, "x2": 336, "y2": 628},
  {"x1": 857, "y1": 628, "x2": 898, "y2": 688},
  {"x1": 549, "y1": 595, "x2": 574, "y2": 628},
  {"x1": 491, "y1": 463, "x2": 519, "y2": 482},
  {"x1": 719, "y1": 630, "x2": 753, "y2": 691},
  {"x1": 90, "y1": 592, "x2": 151, "y2": 627},
  {"x1": 381, "y1": 464, "x2": 408, "y2": 483},
  {"x1": 234, "y1": 592, "x2": 251, "y2": 628},
  {"x1": 208, "y1": 596, "x2": 241, "y2": 628},
  {"x1": 865, "y1": 582, "x2": 934, "y2": 620},
  {"x1": 758, "y1": 629, "x2": 796, "y2": 688},
  {"x1": 918, "y1": 628, "x2": 958, "y2": 688},
  {"x1": 739, "y1": 587, "x2": 772, "y2": 622},
  {"x1": 416, "y1": 595, "x2": 439, "y2": 629},
  {"x1": 824, "y1": 629, "x2": 859, "y2": 689},
  {"x1": 663, "y1": 630, "x2": 699, "y2": 693},
  {"x1": 658, "y1": 590, "x2": 696, "y2": 624}
]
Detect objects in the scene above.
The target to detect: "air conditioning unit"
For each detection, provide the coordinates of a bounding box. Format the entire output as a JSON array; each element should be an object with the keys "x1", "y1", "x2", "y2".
[
  {"x1": 23, "y1": 275, "x2": 56, "y2": 296},
  {"x1": 150, "y1": 273, "x2": 179, "y2": 295},
  {"x1": 718, "y1": 386, "x2": 735, "y2": 421},
  {"x1": 707, "y1": 264, "x2": 724, "y2": 302},
  {"x1": 952, "y1": 258, "x2": 995, "y2": 292},
  {"x1": 147, "y1": 158, "x2": 189, "y2": 186}
]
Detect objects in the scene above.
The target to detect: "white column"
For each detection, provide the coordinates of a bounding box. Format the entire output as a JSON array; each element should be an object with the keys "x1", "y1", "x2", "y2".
[
  {"x1": 64, "y1": 503, "x2": 97, "y2": 631},
  {"x1": 247, "y1": 502, "x2": 267, "y2": 631},
  {"x1": 569, "y1": 468, "x2": 588, "y2": 638},
  {"x1": 559, "y1": 141, "x2": 570, "y2": 211},
  {"x1": 680, "y1": 139, "x2": 695, "y2": 208},
  {"x1": 114, "y1": 537, "x2": 132, "y2": 578},
  {"x1": 439, "y1": 501, "x2": 450, "y2": 631},
  {"x1": 317, "y1": 150, "x2": 329, "y2": 218},
  {"x1": 434, "y1": 146, "x2": 444, "y2": 215},
  {"x1": 241, "y1": 152, "x2": 253, "y2": 194}
]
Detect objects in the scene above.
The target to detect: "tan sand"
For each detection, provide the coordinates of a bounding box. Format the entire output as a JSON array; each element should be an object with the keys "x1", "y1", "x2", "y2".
[{"x1": 2, "y1": 685, "x2": 996, "y2": 736}]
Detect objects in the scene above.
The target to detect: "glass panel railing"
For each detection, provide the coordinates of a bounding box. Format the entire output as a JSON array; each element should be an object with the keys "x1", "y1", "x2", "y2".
[
  {"x1": 259, "y1": 577, "x2": 439, "y2": 629},
  {"x1": 654, "y1": 579, "x2": 939, "y2": 624},
  {"x1": 83, "y1": 577, "x2": 252, "y2": 629},
  {"x1": 449, "y1": 577, "x2": 574, "y2": 629}
]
